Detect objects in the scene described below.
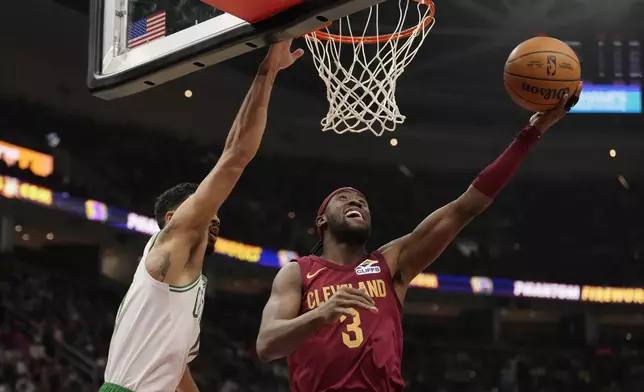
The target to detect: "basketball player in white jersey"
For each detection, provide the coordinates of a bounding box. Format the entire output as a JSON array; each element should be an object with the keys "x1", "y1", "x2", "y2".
[{"x1": 100, "y1": 40, "x2": 304, "y2": 392}]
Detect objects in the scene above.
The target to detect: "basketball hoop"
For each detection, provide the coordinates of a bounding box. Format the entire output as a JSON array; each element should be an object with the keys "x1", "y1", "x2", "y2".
[{"x1": 304, "y1": 0, "x2": 436, "y2": 136}]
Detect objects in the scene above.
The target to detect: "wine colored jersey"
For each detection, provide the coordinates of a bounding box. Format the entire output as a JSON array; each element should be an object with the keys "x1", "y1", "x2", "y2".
[{"x1": 287, "y1": 251, "x2": 404, "y2": 392}]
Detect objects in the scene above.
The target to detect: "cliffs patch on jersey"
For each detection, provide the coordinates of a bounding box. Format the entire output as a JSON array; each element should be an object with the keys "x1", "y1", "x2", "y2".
[{"x1": 355, "y1": 259, "x2": 381, "y2": 276}]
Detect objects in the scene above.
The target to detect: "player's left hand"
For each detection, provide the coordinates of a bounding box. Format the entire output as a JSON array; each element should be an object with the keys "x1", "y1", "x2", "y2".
[
  {"x1": 262, "y1": 39, "x2": 305, "y2": 72},
  {"x1": 530, "y1": 81, "x2": 583, "y2": 134}
]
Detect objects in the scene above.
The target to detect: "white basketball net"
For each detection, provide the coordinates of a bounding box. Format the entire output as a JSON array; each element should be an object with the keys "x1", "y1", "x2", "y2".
[{"x1": 304, "y1": 0, "x2": 435, "y2": 136}]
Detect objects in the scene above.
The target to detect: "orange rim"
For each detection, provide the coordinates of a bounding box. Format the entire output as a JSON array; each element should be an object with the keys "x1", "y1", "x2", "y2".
[{"x1": 308, "y1": 0, "x2": 435, "y2": 44}]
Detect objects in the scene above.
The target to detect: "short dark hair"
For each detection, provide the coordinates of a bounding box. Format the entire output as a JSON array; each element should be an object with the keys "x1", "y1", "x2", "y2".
[{"x1": 154, "y1": 183, "x2": 198, "y2": 229}]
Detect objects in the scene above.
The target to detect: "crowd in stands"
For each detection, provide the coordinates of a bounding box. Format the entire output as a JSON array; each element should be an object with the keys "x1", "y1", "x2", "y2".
[
  {"x1": 2, "y1": 254, "x2": 644, "y2": 392},
  {"x1": 0, "y1": 258, "x2": 98, "y2": 392}
]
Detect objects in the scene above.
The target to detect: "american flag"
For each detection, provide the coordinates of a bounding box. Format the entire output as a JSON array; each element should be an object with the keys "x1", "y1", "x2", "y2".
[{"x1": 128, "y1": 11, "x2": 166, "y2": 49}]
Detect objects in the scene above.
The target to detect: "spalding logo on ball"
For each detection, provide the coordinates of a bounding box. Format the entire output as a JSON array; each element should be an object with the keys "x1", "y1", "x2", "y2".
[{"x1": 504, "y1": 36, "x2": 582, "y2": 112}]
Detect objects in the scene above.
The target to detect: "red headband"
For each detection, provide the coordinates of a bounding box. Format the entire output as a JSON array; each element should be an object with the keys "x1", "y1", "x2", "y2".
[{"x1": 316, "y1": 187, "x2": 365, "y2": 236}]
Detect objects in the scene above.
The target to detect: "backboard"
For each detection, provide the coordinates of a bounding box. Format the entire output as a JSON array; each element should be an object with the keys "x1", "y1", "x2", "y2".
[{"x1": 87, "y1": 0, "x2": 384, "y2": 100}]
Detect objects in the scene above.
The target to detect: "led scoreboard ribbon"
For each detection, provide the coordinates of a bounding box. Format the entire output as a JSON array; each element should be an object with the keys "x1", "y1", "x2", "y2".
[
  {"x1": 4, "y1": 174, "x2": 644, "y2": 304},
  {"x1": 581, "y1": 285, "x2": 644, "y2": 305},
  {"x1": 0, "y1": 175, "x2": 53, "y2": 206},
  {"x1": 0, "y1": 175, "x2": 155, "y2": 233}
]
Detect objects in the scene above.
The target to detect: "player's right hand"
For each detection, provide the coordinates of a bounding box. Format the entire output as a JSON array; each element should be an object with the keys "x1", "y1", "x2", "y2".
[
  {"x1": 315, "y1": 287, "x2": 378, "y2": 324},
  {"x1": 262, "y1": 39, "x2": 304, "y2": 72},
  {"x1": 530, "y1": 81, "x2": 583, "y2": 134}
]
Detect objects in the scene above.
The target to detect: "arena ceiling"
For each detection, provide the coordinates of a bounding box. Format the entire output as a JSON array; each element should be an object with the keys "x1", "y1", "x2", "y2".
[{"x1": 1, "y1": 0, "x2": 644, "y2": 176}]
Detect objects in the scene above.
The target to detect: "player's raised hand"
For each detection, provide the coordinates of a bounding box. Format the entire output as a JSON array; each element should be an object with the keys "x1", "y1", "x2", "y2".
[
  {"x1": 530, "y1": 81, "x2": 583, "y2": 134},
  {"x1": 262, "y1": 39, "x2": 304, "y2": 71},
  {"x1": 315, "y1": 287, "x2": 378, "y2": 324}
]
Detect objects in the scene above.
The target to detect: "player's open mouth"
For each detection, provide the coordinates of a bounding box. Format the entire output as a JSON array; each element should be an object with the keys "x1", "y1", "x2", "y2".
[{"x1": 344, "y1": 209, "x2": 364, "y2": 221}]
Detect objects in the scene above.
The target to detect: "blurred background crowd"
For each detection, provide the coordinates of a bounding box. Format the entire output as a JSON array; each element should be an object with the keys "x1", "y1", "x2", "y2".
[
  {"x1": 2, "y1": 251, "x2": 644, "y2": 392},
  {"x1": 2, "y1": 0, "x2": 644, "y2": 390},
  {"x1": 2, "y1": 98, "x2": 644, "y2": 392}
]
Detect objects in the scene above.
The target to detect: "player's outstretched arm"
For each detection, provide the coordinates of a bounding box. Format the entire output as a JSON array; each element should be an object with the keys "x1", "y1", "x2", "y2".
[
  {"x1": 257, "y1": 263, "x2": 376, "y2": 362},
  {"x1": 146, "y1": 41, "x2": 304, "y2": 283},
  {"x1": 380, "y1": 90, "x2": 579, "y2": 290}
]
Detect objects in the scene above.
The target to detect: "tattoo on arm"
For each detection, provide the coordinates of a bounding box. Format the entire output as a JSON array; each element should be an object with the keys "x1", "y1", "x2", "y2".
[{"x1": 149, "y1": 250, "x2": 172, "y2": 282}]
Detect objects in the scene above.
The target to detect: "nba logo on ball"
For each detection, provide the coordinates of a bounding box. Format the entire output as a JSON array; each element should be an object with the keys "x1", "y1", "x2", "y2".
[
  {"x1": 355, "y1": 260, "x2": 381, "y2": 276},
  {"x1": 546, "y1": 55, "x2": 557, "y2": 76}
]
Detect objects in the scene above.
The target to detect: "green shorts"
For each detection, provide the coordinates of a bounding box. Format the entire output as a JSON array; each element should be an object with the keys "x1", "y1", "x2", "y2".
[{"x1": 99, "y1": 383, "x2": 135, "y2": 392}]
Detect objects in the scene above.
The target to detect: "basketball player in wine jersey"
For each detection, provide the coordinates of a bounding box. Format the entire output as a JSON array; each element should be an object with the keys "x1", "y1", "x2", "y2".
[
  {"x1": 99, "y1": 41, "x2": 303, "y2": 392},
  {"x1": 257, "y1": 87, "x2": 581, "y2": 391}
]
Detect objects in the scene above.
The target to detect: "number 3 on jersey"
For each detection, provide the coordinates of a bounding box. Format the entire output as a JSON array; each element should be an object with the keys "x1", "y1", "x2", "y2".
[{"x1": 339, "y1": 308, "x2": 364, "y2": 348}]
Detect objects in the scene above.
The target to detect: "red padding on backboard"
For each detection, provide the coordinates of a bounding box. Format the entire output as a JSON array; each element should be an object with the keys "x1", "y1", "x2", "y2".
[{"x1": 201, "y1": 0, "x2": 304, "y2": 23}]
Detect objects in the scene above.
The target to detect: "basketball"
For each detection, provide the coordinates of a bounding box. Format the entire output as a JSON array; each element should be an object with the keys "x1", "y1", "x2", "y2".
[{"x1": 504, "y1": 37, "x2": 581, "y2": 112}]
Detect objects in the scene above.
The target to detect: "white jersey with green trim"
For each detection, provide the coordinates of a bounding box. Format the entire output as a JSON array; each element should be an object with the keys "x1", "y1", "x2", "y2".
[{"x1": 104, "y1": 234, "x2": 206, "y2": 392}]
